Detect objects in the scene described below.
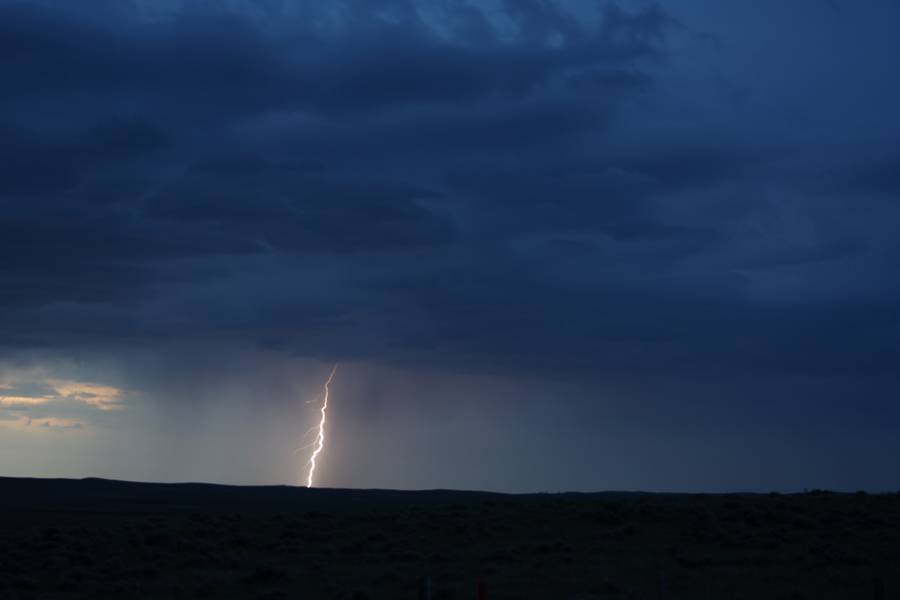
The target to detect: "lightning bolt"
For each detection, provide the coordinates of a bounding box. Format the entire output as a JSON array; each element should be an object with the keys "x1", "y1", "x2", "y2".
[{"x1": 304, "y1": 364, "x2": 338, "y2": 488}]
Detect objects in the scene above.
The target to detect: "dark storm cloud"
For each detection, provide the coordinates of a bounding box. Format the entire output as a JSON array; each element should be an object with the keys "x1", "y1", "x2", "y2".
[
  {"x1": 839, "y1": 155, "x2": 900, "y2": 198},
  {"x1": 2, "y1": 0, "x2": 899, "y2": 383},
  {"x1": 0, "y1": 0, "x2": 664, "y2": 118}
]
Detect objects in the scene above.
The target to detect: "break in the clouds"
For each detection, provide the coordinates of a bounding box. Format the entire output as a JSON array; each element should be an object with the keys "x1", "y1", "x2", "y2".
[
  {"x1": 1, "y1": 0, "x2": 899, "y2": 490},
  {"x1": 0, "y1": 365, "x2": 126, "y2": 432}
]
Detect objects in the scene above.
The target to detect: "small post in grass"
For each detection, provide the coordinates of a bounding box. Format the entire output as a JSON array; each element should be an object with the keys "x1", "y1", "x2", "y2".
[
  {"x1": 417, "y1": 576, "x2": 431, "y2": 600},
  {"x1": 873, "y1": 576, "x2": 885, "y2": 600},
  {"x1": 476, "y1": 580, "x2": 487, "y2": 600}
]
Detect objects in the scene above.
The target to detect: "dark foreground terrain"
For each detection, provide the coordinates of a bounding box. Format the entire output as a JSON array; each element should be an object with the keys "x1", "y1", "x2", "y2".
[{"x1": 0, "y1": 478, "x2": 898, "y2": 599}]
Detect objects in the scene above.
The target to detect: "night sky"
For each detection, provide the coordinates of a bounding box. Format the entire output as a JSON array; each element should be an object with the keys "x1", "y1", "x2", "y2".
[{"x1": 2, "y1": 0, "x2": 899, "y2": 492}]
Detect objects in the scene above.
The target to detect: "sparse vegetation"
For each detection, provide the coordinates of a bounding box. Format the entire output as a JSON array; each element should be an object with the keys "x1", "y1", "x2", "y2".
[{"x1": 0, "y1": 479, "x2": 898, "y2": 599}]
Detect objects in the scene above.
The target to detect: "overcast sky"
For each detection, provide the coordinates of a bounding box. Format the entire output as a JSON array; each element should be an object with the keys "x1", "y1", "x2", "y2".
[{"x1": 1, "y1": 0, "x2": 899, "y2": 492}]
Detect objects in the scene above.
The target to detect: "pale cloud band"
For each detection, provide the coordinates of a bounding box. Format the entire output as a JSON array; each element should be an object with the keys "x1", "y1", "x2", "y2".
[{"x1": 0, "y1": 371, "x2": 126, "y2": 433}]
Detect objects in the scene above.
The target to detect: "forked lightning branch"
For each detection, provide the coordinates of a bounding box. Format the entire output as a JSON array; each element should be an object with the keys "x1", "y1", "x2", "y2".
[{"x1": 303, "y1": 364, "x2": 338, "y2": 488}]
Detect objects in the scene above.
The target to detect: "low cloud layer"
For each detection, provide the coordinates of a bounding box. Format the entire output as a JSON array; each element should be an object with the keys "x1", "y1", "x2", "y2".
[{"x1": 0, "y1": 366, "x2": 127, "y2": 433}]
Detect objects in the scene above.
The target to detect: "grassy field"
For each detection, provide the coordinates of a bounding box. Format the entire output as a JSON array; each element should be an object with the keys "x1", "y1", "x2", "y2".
[{"x1": 0, "y1": 478, "x2": 898, "y2": 599}]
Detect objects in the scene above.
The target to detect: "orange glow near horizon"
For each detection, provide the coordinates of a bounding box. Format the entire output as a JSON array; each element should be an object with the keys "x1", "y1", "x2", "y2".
[
  {"x1": 0, "y1": 372, "x2": 126, "y2": 433},
  {"x1": 0, "y1": 396, "x2": 53, "y2": 407}
]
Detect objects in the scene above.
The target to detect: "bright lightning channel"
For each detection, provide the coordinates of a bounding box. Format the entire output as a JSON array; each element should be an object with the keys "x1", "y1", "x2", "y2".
[{"x1": 305, "y1": 364, "x2": 338, "y2": 488}]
